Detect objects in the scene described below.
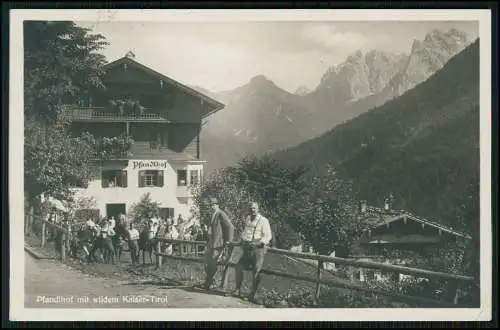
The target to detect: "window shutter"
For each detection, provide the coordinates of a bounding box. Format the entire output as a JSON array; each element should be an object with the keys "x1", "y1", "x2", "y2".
[
  {"x1": 158, "y1": 170, "x2": 164, "y2": 187},
  {"x1": 138, "y1": 170, "x2": 145, "y2": 188},
  {"x1": 122, "y1": 170, "x2": 128, "y2": 188}
]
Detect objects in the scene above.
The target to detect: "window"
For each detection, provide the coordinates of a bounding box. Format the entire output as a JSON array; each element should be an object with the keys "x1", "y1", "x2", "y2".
[
  {"x1": 366, "y1": 271, "x2": 375, "y2": 281},
  {"x1": 159, "y1": 207, "x2": 175, "y2": 220},
  {"x1": 102, "y1": 170, "x2": 128, "y2": 188},
  {"x1": 189, "y1": 170, "x2": 200, "y2": 186},
  {"x1": 149, "y1": 131, "x2": 168, "y2": 150},
  {"x1": 145, "y1": 173, "x2": 156, "y2": 186},
  {"x1": 138, "y1": 170, "x2": 164, "y2": 187},
  {"x1": 177, "y1": 169, "x2": 187, "y2": 186}
]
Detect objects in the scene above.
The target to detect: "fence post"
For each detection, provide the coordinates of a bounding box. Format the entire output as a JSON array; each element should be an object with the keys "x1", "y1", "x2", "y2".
[
  {"x1": 451, "y1": 280, "x2": 461, "y2": 305},
  {"x1": 41, "y1": 220, "x2": 46, "y2": 248},
  {"x1": 67, "y1": 222, "x2": 72, "y2": 259},
  {"x1": 156, "y1": 240, "x2": 162, "y2": 268},
  {"x1": 315, "y1": 260, "x2": 323, "y2": 302},
  {"x1": 25, "y1": 212, "x2": 30, "y2": 236},
  {"x1": 60, "y1": 227, "x2": 66, "y2": 263},
  {"x1": 220, "y1": 244, "x2": 235, "y2": 290}
]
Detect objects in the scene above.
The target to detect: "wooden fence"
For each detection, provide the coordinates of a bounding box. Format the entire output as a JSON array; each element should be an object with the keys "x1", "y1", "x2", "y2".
[
  {"x1": 25, "y1": 211, "x2": 478, "y2": 308},
  {"x1": 154, "y1": 238, "x2": 478, "y2": 308},
  {"x1": 25, "y1": 212, "x2": 72, "y2": 262}
]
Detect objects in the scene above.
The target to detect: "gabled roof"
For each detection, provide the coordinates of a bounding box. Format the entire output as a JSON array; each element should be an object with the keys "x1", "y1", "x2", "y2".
[
  {"x1": 360, "y1": 206, "x2": 471, "y2": 239},
  {"x1": 103, "y1": 56, "x2": 225, "y2": 118}
]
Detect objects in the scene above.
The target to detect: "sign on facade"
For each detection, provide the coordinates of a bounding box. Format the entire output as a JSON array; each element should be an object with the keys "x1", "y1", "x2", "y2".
[{"x1": 131, "y1": 160, "x2": 169, "y2": 170}]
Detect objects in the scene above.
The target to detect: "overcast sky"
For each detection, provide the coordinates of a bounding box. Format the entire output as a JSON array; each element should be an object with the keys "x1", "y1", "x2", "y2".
[{"x1": 76, "y1": 21, "x2": 478, "y2": 93}]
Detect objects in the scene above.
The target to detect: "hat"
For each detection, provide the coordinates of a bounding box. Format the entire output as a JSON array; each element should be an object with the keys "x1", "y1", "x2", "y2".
[{"x1": 209, "y1": 197, "x2": 218, "y2": 204}]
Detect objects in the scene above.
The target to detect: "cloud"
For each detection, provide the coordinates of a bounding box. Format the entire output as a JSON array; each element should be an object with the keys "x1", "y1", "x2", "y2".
[
  {"x1": 76, "y1": 21, "x2": 477, "y2": 92},
  {"x1": 301, "y1": 24, "x2": 371, "y2": 51}
]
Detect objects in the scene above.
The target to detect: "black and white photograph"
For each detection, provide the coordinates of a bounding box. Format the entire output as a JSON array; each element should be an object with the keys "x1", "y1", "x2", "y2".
[{"x1": 9, "y1": 9, "x2": 492, "y2": 322}]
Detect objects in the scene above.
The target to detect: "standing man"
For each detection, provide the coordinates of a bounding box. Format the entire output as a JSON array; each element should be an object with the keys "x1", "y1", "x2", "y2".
[
  {"x1": 150, "y1": 210, "x2": 161, "y2": 235},
  {"x1": 94, "y1": 217, "x2": 116, "y2": 264},
  {"x1": 127, "y1": 222, "x2": 140, "y2": 266},
  {"x1": 203, "y1": 197, "x2": 234, "y2": 290},
  {"x1": 232, "y1": 201, "x2": 273, "y2": 302}
]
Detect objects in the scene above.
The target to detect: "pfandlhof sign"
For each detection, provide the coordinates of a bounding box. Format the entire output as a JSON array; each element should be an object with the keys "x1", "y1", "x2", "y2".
[{"x1": 130, "y1": 160, "x2": 169, "y2": 170}]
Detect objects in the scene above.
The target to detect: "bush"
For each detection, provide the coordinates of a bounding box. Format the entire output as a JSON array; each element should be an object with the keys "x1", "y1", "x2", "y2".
[
  {"x1": 129, "y1": 193, "x2": 160, "y2": 225},
  {"x1": 260, "y1": 285, "x2": 410, "y2": 308}
]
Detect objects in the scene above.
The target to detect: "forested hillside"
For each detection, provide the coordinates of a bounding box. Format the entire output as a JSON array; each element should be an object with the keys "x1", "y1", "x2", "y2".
[{"x1": 274, "y1": 39, "x2": 480, "y2": 230}]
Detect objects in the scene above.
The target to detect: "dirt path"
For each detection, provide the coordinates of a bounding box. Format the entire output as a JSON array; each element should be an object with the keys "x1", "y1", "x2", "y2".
[{"x1": 25, "y1": 252, "x2": 258, "y2": 308}]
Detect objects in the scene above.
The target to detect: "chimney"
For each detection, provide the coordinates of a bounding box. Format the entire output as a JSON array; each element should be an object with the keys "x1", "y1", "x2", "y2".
[
  {"x1": 125, "y1": 51, "x2": 136, "y2": 59},
  {"x1": 358, "y1": 200, "x2": 367, "y2": 214}
]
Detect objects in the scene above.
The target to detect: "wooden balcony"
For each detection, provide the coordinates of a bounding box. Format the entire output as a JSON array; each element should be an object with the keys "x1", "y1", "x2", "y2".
[
  {"x1": 60, "y1": 107, "x2": 171, "y2": 123},
  {"x1": 90, "y1": 143, "x2": 132, "y2": 160},
  {"x1": 90, "y1": 141, "x2": 198, "y2": 161}
]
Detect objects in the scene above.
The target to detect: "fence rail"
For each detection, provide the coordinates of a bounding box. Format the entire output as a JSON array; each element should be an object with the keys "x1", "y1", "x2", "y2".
[
  {"x1": 24, "y1": 211, "x2": 478, "y2": 308},
  {"x1": 25, "y1": 212, "x2": 71, "y2": 262},
  {"x1": 154, "y1": 238, "x2": 477, "y2": 308}
]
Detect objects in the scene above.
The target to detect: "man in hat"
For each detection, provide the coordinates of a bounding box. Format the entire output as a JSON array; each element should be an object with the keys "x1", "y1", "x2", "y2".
[{"x1": 203, "y1": 197, "x2": 234, "y2": 290}]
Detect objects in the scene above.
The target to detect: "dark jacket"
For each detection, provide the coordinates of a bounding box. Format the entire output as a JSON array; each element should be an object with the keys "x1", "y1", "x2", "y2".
[{"x1": 207, "y1": 209, "x2": 234, "y2": 249}]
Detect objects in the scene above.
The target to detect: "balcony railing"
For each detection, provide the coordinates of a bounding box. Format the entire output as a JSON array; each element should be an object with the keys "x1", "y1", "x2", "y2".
[
  {"x1": 90, "y1": 140, "x2": 196, "y2": 161},
  {"x1": 60, "y1": 107, "x2": 170, "y2": 122},
  {"x1": 91, "y1": 141, "x2": 133, "y2": 160}
]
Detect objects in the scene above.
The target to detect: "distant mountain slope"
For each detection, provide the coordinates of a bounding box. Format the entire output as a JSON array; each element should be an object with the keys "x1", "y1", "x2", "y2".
[
  {"x1": 200, "y1": 75, "x2": 315, "y2": 173},
  {"x1": 303, "y1": 28, "x2": 471, "y2": 136},
  {"x1": 294, "y1": 85, "x2": 311, "y2": 96},
  {"x1": 199, "y1": 28, "x2": 472, "y2": 175},
  {"x1": 273, "y1": 39, "x2": 479, "y2": 227}
]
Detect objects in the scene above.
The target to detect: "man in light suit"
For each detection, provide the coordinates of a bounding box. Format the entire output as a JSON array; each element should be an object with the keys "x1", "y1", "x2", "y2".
[{"x1": 203, "y1": 197, "x2": 234, "y2": 290}]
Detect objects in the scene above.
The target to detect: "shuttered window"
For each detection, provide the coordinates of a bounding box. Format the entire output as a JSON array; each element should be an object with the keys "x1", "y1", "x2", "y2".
[
  {"x1": 177, "y1": 169, "x2": 187, "y2": 186},
  {"x1": 102, "y1": 170, "x2": 128, "y2": 188},
  {"x1": 138, "y1": 170, "x2": 164, "y2": 187}
]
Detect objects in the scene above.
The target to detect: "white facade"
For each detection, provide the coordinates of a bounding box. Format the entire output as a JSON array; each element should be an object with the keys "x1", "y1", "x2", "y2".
[{"x1": 72, "y1": 158, "x2": 205, "y2": 220}]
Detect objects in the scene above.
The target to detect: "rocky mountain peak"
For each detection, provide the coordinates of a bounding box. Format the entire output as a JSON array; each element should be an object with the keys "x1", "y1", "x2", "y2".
[
  {"x1": 317, "y1": 48, "x2": 405, "y2": 103},
  {"x1": 294, "y1": 85, "x2": 310, "y2": 96},
  {"x1": 346, "y1": 50, "x2": 364, "y2": 62},
  {"x1": 379, "y1": 28, "x2": 471, "y2": 103},
  {"x1": 249, "y1": 74, "x2": 272, "y2": 85}
]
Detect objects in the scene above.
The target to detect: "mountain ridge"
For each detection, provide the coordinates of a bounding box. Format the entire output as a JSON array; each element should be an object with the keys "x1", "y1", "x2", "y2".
[
  {"x1": 272, "y1": 39, "x2": 479, "y2": 226},
  {"x1": 198, "y1": 28, "x2": 473, "y2": 174}
]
